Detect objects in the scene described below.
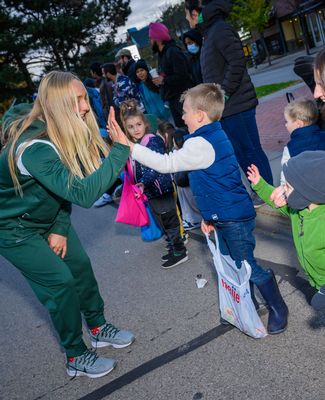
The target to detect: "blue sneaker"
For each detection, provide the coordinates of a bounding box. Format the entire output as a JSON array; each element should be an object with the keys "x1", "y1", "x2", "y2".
[
  {"x1": 66, "y1": 349, "x2": 116, "y2": 378},
  {"x1": 93, "y1": 194, "x2": 113, "y2": 207},
  {"x1": 90, "y1": 323, "x2": 135, "y2": 349}
]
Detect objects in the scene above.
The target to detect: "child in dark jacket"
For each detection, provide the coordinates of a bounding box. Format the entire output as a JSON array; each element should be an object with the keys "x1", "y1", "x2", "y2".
[
  {"x1": 280, "y1": 97, "x2": 325, "y2": 184},
  {"x1": 111, "y1": 83, "x2": 289, "y2": 335},
  {"x1": 120, "y1": 101, "x2": 187, "y2": 269}
]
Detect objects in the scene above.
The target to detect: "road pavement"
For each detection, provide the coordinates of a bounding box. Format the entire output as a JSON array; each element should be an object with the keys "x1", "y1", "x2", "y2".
[{"x1": 1, "y1": 198, "x2": 325, "y2": 400}]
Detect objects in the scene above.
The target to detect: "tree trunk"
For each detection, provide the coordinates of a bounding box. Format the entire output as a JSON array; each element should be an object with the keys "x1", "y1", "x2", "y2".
[
  {"x1": 13, "y1": 52, "x2": 36, "y2": 92},
  {"x1": 260, "y1": 32, "x2": 271, "y2": 66}
]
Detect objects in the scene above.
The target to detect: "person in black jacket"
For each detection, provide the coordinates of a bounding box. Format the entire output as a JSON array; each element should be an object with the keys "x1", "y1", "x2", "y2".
[
  {"x1": 115, "y1": 48, "x2": 137, "y2": 83},
  {"x1": 185, "y1": 0, "x2": 273, "y2": 203},
  {"x1": 183, "y1": 29, "x2": 203, "y2": 85},
  {"x1": 148, "y1": 22, "x2": 193, "y2": 127}
]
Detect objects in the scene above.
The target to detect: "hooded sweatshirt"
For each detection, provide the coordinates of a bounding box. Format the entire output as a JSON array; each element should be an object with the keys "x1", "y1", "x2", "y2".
[
  {"x1": 199, "y1": 0, "x2": 258, "y2": 117},
  {"x1": 0, "y1": 103, "x2": 129, "y2": 244}
]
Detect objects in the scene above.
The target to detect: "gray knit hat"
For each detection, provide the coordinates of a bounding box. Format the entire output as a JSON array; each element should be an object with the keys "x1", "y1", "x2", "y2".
[{"x1": 283, "y1": 151, "x2": 325, "y2": 210}]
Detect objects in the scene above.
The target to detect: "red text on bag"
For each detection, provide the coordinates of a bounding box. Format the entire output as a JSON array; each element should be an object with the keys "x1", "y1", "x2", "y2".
[{"x1": 221, "y1": 278, "x2": 240, "y2": 303}]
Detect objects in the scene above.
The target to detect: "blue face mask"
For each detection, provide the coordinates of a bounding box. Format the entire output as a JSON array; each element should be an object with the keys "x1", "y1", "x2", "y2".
[{"x1": 187, "y1": 44, "x2": 200, "y2": 54}]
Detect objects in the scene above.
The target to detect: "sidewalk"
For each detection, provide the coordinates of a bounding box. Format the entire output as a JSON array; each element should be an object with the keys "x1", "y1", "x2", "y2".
[
  {"x1": 248, "y1": 47, "x2": 322, "y2": 76},
  {"x1": 254, "y1": 82, "x2": 313, "y2": 219}
]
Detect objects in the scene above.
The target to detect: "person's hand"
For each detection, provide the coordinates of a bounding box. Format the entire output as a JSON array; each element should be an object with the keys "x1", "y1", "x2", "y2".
[
  {"x1": 201, "y1": 220, "x2": 215, "y2": 235},
  {"x1": 108, "y1": 107, "x2": 133, "y2": 149},
  {"x1": 152, "y1": 76, "x2": 164, "y2": 86},
  {"x1": 270, "y1": 185, "x2": 288, "y2": 208},
  {"x1": 136, "y1": 183, "x2": 144, "y2": 193},
  {"x1": 135, "y1": 182, "x2": 144, "y2": 198},
  {"x1": 48, "y1": 233, "x2": 67, "y2": 259},
  {"x1": 247, "y1": 164, "x2": 261, "y2": 185}
]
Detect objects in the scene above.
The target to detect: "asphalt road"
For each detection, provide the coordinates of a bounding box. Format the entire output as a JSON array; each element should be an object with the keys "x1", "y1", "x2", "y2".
[{"x1": 1, "y1": 203, "x2": 325, "y2": 400}]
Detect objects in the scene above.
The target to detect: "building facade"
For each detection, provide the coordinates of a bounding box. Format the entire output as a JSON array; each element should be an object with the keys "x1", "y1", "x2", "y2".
[{"x1": 253, "y1": 0, "x2": 325, "y2": 56}]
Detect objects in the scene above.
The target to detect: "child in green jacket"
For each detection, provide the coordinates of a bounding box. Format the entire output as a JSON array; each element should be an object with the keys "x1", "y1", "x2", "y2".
[
  {"x1": 247, "y1": 151, "x2": 325, "y2": 310},
  {"x1": 0, "y1": 71, "x2": 134, "y2": 378}
]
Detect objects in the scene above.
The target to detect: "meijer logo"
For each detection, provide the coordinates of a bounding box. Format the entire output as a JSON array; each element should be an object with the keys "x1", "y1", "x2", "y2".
[{"x1": 221, "y1": 278, "x2": 240, "y2": 303}]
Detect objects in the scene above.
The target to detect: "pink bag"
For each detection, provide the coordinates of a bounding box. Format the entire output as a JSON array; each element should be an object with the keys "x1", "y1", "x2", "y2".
[{"x1": 115, "y1": 159, "x2": 149, "y2": 227}]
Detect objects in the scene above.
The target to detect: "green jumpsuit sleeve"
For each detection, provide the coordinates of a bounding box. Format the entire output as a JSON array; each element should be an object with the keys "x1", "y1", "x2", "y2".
[
  {"x1": 252, "y1": 178, "x2": 290, "y2": 217},
  {"x1": 51, "y1": 201, "x2": 72, "y2": 237},
  {"x1": 21, "y1": 142, "x2": 129, "y2": 208}
]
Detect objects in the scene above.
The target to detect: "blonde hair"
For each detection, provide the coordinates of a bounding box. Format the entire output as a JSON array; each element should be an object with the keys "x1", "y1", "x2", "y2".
[
  {"x1": 284, "y1": 97, "x2": 318, "y2": 125},
  {"x1": 4, "y1": 71, "x2": 109, "y2": 195},
  {"x1": 120, "y1": 100, "x2": 149, "y2": 142},
  {"x1": 315, "y1": 48, "x2": 325, "y2": 89},
  {"x1": 180, "y1": 83, "x2": 225, "y2": 121}
]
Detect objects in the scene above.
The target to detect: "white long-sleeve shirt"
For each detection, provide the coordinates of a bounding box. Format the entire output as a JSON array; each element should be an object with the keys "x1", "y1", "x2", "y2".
[{"x1": 132, "y1": 136, "x2": 215, "y2": 173}]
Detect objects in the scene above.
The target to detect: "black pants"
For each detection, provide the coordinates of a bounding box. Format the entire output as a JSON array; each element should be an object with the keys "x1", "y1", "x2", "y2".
[
  {"x1": 168, "y1": 97, "x2": 186, "y2": 128},
  {"x1": 149, "y1": 193, "x2": 185, "y2": 254}
]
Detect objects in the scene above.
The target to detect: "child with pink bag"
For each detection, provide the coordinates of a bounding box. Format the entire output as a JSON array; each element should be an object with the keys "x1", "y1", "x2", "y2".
[{"x1": 119, "y1": 100, "x2": 188, "y2": 269}]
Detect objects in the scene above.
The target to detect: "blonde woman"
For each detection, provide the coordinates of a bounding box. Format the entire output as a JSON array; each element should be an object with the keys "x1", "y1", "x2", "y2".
[{"x1": 0, "y1": 71, "x2": 134, "y2": 378}]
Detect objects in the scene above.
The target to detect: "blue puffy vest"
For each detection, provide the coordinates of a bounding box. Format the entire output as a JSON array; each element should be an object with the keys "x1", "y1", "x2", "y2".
[
  {"x1": 187, "y1": 121, "x2": 255, "y2": 222},
  {"x1": 287, "y1": 124, "x2": 325, "y2": 157}
]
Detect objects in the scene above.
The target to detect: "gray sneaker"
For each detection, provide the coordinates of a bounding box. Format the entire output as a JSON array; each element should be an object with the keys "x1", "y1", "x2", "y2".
[
  {"x1": 93, "y1": 194, "x2": 113, "y2": 207},
  {"x1": 66, "y1": 349, "x2": 116, "y2": 378},
  {"x1": 90, "y1": 323, "x2": 135, "y2": 349}
]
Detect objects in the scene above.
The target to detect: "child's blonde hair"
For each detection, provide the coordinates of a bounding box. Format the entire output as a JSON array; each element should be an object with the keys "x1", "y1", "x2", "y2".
[
  {"x1": 3, "y1": 71, "x2": 108, "y2": 196},
  {"x1": 120, "y1": 100, "x2": 149, "y2": 142},
  {"x1": 181, "y1": 83, "x2": 225, "y2": 121},
  {"x1": 284, "y1": 97, "x2": 319, "y2": 125}
]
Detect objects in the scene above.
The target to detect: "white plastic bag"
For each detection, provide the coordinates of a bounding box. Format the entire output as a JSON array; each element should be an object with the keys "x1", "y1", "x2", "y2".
[{"x1": 206, "y1": 232, "x2": 267, "y2": 339}]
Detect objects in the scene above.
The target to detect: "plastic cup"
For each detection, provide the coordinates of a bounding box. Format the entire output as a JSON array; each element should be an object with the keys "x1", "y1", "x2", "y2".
[{"x1": 149, "y1": 68, "x2": 159, "y2": 78}]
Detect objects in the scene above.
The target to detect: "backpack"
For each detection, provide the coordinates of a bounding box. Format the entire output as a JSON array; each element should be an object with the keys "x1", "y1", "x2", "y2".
[{"x1": 85, "y1": 87, "x2": 107, "y2": 128}]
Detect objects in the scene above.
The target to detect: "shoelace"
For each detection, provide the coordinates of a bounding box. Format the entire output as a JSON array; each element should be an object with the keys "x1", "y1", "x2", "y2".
[
  {"x1": 69, "y1": 349, "x2": 98, "y2": 380},
  {"x1": 99, "y1": 323, "x2": 120, "y2": 339}
]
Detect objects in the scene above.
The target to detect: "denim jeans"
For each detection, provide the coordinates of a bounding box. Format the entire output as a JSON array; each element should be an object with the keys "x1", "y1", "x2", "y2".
[
  {"x1": 221, "y1": 108, "x2": 273, "y2": 185},
  {"x1": 214, "y1": 218, "x2": 270, "y2": 285}
]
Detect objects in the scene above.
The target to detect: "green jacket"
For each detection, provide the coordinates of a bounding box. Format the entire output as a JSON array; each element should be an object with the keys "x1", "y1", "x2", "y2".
[
  {"x1": 253, "y1": 178, "x2": 325, "y2": 289},
  {"x1": 0, "y1": 103, "x2": 129, "y2": 245}
]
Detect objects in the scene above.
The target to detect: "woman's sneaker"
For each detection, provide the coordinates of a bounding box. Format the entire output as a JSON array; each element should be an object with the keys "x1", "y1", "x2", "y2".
[
  {"x1": 89, "y1": 323, "x2": 135, "y2": 349},
  {"x1": 66, "y1": 349, "x2": 116, "y2": 379}
]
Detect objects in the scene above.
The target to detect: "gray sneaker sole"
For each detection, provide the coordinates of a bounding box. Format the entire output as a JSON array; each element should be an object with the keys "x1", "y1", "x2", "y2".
[
  {"x1": 91, "y1": 337, "x2": 135, "y2": 349},
  {"x1": 66, "y1": 361, "x2": 116, "y2": 379}
]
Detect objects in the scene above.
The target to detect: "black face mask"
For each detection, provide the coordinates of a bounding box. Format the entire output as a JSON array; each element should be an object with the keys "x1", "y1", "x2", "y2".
[
  {"x1": 287, "y1": 190, "x2": 310, "y2": 210},
  {"x1": 151, "y1": 42, "x2": 159, "y2": 54}
]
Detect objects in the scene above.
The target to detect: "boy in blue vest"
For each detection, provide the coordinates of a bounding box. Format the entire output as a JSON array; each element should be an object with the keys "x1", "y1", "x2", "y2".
[
  {"x1": 280, "y1": 97, "x2": 325, "y2": 185},
  {"x1": 109, "y1": 83, "x2": 288, "y2": 334}
]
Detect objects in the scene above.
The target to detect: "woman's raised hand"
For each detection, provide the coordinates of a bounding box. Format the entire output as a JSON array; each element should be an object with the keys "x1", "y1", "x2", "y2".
[{"x1": 108, "y1": 107, "x2": 133, "y2": 149}]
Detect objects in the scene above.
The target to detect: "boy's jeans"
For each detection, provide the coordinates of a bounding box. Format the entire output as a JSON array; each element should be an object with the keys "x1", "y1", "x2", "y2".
[{"x1": 214, "y1": 218, "x2": 270, "y2": 285}]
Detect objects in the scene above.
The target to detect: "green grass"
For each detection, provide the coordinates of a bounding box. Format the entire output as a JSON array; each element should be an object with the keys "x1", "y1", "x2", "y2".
[{"x1": 255, "y1": 80, "x2": 301, "y2": 98}]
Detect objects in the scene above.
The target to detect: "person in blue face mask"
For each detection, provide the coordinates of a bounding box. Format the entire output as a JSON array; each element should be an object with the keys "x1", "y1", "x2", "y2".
[{"x1": 183, "y1": 29, "x2": 203, "y2": 86}]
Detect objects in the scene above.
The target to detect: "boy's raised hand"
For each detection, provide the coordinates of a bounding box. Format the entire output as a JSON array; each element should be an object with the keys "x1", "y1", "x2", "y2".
[{"x1": 247, "y1": 164, "x2": 261, "y2": 186}]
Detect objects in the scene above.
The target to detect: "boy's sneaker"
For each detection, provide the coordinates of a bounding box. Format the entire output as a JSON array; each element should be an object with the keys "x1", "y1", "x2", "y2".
[
  {"x1": 182, "y1": 220, "x2": 200, "y2": 231},
  {"x1": 162, "y1": 252, "x2": 188, "y2": 269},
  {"x1": 311, "y1": 285, "x2": 325, "y2": 310},
  {"x1": 89, "y1": 323, "x2": 135, "y2": 349},
  {"x1": 66, "y1": 349, "x2": 116, "y2": 379},
  {"x1": 93, "y1": 193, "x2": 113, "y2": 207}
]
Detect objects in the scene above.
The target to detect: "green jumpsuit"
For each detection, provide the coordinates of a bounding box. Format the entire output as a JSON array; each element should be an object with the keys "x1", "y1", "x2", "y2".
[{"x1": 0, "y1": 104, "x2": 129, "y2": 357}]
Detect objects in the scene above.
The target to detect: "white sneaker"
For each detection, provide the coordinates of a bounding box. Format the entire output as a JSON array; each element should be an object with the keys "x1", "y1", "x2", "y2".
[{"x1": 93, "y1": 194, "x2": 113, "y2": 207}]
